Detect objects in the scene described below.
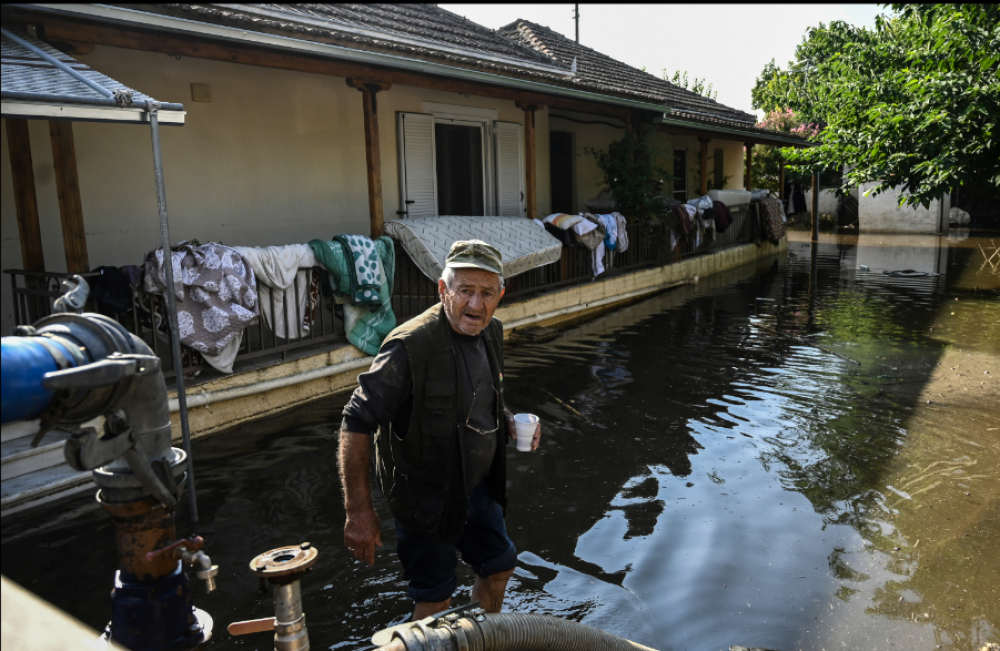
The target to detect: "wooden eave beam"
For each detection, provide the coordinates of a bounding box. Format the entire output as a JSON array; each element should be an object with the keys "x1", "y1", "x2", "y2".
[
  {"x1": 515, "y1": 102, "x2": 540, "y2": 220},
  {"x1": 49, "y1": 120, "x2": 89, "y2": 273},
  {"x1": 4, "y1": 119, "x2": 46, "y2": 271},
  {"x1": 346, "y1": 78, "x2": 388, "y2": 238},
  {"x1": 21, "y1": 14, "x2": 637, "y2": 121}
]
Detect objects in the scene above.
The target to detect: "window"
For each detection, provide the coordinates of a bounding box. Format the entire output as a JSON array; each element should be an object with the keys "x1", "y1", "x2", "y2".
[
  {"x1": 673, "y1": 149, "x2": 688, "y2": 203},
  {"x1": 435, "y1": 123, "x2": 484, "y2": 216},
  {"x1": 397, "y1": 108, "x2": 524, "y2": 218}
]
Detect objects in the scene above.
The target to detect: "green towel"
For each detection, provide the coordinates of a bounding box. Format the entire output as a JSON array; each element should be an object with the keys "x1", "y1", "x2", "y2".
[
  {"x1": 333, "y1": 233, "x2": 383, "y2": 307},
  {"x1": 309, "y1": 236, "x2": 396, "y2": 356}
]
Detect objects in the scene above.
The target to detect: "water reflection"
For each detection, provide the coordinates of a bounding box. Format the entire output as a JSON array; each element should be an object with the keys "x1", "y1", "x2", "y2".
[{"x1": 1, "y1": 233, "x2": 997, "y2": 651}]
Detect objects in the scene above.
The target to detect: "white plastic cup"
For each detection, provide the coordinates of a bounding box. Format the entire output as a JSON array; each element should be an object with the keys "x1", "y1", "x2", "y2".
[{"x1": 513, "y1": 413, "x2": 539, "y2": 452}]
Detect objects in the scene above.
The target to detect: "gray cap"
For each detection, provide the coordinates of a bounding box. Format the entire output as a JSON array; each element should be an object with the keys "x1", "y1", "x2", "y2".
[{"x1": 445, "y1": 240, "x2": 503, "y2": 276}]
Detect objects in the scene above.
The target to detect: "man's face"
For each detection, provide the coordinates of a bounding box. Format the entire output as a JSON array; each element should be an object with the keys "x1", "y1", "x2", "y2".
[{"x1": 439, "y1": 268, "x2": 504, "y2": 336}]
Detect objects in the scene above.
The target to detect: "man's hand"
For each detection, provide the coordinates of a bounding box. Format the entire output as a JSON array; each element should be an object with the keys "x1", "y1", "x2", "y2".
[
  {"x1": 339, "y1": 430, "x2": 383, "y2": 565},
  {"x1": 504, "y1": 408, "x2": 542, "y2": 451},
  {"x1": 344, "y1": 507, "x2": 383, "y2": 566}
]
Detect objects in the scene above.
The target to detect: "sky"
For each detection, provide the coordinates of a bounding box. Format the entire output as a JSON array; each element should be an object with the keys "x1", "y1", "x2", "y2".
[{"x1": 439, "y1": 4, "x2": 886, "y2": 119}]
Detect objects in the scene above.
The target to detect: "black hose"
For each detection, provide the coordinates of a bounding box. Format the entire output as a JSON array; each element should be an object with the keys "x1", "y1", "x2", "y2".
[{"x1": 380, "y1": 612, "x2": 658, "y2": 651}]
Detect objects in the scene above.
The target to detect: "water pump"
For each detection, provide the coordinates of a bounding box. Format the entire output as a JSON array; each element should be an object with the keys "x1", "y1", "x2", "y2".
[{"x1": 0, "y1": 276, "x2": 215, "y2": 650}]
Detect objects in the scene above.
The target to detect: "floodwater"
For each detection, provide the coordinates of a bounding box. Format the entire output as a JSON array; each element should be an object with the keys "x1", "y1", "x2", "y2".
[{"x1": 2, "y1": 231, "x2": 998, "y2": 651}]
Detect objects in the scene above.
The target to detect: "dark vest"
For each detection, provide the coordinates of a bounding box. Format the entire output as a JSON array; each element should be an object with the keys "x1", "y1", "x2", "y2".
[{"x1": 373, "y1": 303, "x2": 507, "y2": 541}]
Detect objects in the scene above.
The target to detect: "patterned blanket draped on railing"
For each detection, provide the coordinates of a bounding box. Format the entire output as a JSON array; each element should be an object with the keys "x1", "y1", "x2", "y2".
[{"x1": 143, "y1": 241, "x2": 259, "y2": 373}]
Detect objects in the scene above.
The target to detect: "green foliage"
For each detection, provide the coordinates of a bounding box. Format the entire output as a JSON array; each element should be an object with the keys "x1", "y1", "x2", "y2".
[
  {"x1": 751, "y1": 109, "x2": 823, "y2": 193},
  {"x1": 665, "y1": 69, "x2": 718, "y2": 101},
  {"x1": 751, "y1": 4, "x2": 1000, "y2": 208},
  {"x1": 586, "y1": 125, "x2": 671, "y2": 222}
]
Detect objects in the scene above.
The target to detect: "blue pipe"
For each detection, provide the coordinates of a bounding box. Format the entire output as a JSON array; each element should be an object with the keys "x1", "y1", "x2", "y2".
[{"x1": 0, "y1": 337, "x2": 80, "y2": 425}]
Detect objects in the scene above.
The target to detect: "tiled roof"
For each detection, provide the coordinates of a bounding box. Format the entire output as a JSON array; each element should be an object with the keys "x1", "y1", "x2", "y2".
[
  {"x1": 165, "y1": 4, "x2": 572, "y2": 77},
  {"x1": 1, "y1": 25, "x2": 158, "y2": 103},
  {"x1": 498, "y1": 19, "x2": 757, "y2": 123}
]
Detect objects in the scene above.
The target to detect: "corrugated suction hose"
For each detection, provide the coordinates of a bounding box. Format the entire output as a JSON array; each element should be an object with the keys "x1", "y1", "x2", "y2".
[{"x1": 377, "y1": 612, "x2": 658, "y2": 651}]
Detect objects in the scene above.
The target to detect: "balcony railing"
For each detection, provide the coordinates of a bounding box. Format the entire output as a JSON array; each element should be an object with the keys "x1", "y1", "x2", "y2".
[{"x1": 5, "y1": 204, "x2": 757, "y2": 380}]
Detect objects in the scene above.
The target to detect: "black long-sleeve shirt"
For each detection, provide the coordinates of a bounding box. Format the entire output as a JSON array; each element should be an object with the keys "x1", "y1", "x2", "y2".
[{"x1": 341, "y1": 329, "x2": 498, "y2": 493}]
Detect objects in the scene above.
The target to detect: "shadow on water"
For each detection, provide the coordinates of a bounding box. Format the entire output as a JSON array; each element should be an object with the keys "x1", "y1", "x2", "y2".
[{"x1": 2, "y1": 233, "x2": 997, "y2": 651}]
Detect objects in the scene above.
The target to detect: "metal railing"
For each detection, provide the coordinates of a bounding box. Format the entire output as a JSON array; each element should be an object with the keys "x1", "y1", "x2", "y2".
[
  {"x1": 393, "y1": 206, "x2": 754, "y2": 312},
  {"x1": 5, "y1": 207, "x2": 757, "y2": 378},
  {"x1": 5, "y1": 268, "x2": 347, "y2": 380}
]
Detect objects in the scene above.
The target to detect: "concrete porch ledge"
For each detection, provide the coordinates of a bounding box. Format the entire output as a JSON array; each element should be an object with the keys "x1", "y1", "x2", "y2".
[{"x1": 166, "y1": 238, "x2": 787, "y2": 441}]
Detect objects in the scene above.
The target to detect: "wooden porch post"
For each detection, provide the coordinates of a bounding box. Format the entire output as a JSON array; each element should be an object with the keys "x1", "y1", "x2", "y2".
[
  {"x1": 778, "y1": 159, "x2": 786, "y2": 200},
  {"x1": 347, "y1": 78, "x2": 391, "y2": 238},
  {"x1": 744, "y1": 142, "x2": 754, "y2": 191},
  {"x1": 516, "y1": 101, "x2": 540, "y2": 220},
  {"x1": 5, "y1": 119, "x2": 45, "y2": 271},
  {"x1": 699, "y1": 137, "x2": 710, "y2": 195},
  {"x1": 811, "y1": 171, "x2": 820, "y2": 243},
  {"x1": 49, "y1": 121, "x2": 89, "y2": 273}
]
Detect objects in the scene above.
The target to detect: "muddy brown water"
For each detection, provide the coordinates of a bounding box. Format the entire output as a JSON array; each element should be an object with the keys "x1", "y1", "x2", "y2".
[{"x1": 3, "y1": 231, "x2": 998, "y2": 651}]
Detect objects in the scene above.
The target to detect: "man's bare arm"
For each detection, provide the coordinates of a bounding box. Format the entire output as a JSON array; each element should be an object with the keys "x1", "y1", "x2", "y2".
[{"x1": 338, "y1": 430, "x2": 383, "y2": 565}]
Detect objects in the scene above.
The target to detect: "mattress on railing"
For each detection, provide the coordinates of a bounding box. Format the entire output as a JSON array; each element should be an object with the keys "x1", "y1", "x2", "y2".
[{"x1": 384, "y1": 216, "x2": 562, "y2": 281}]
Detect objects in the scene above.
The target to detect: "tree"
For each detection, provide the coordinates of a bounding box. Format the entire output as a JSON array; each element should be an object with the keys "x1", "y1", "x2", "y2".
[
  {"x1": 752, "y1": 4, "x2": 1000, "y2": 208},
  {"x1": 752, "y1": 109, "x2": 822, "y2": 194},
  {"x1": 665, "y1": 69, "x2": 718, "y2": 101}
]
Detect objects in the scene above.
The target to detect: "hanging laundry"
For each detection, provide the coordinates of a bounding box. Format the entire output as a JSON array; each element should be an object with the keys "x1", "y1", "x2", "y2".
[
  {"x1": 671, "y1": 204, "x2": 696, "y2": 237},
  {"x1": 759, "y1": 197, "x2": 787, "y2": 243},
  {"x1": 143, "y1": 241, "x2": 258, "y2": 374},
  {"x1": 612, "y1": 212, "x2": 629, "y2": 253},
  {"x1": 121, "y1": 265, "x2": 142, "y2": 287},
  {"x1": 543, "y1": 213, "x2": 585, "y2": 230},
  {"x1": 712, "y1": 201, "x2": 734, "y2": 233},
  {"x1": 591, "y1": 240, "x2": 606, "y2": 276},
  {"x1": 595, "y1": 213, "x2": 618, "y2": 250},
  {"x1": 232, "y1": 244, "x2": 317, "y2": 340},
  {"x1": 333, "y1": 234, "x2": 384, "y2": 307},
  {"x1": 309, "y1": 236, "x2": 396, "y2": 356},
  {"x1": 544, "y1": 222, "x2": 576, "y2": 248},
  {"x1": 572, "y1": 215, "x2": 606, "y2": 252},
  {"x1": 90, "y1": 266, "x2": 134, "y2": 317}
]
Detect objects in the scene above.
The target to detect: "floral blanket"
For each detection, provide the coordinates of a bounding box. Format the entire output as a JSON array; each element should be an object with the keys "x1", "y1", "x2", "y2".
[{"x1": 143, "y1": 241, "x2": 259, "y2": 363}]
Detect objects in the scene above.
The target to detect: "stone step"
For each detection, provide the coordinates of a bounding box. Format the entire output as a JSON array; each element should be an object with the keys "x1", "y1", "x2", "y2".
[
  {"x1": 1, "y1": 429, "x2": 73, "y2": 482},
  {"x1": 0, "y1": 463, "x2": 93, "y2": 518}
]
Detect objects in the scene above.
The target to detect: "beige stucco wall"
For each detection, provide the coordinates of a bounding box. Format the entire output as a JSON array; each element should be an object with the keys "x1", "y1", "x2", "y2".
[
  {"x1": 546, "y1": 109, "x2": 627, "y2": 212},
  {"x1": 1, "y1": 45, "x2": 557, "y2": 334},
  {"x1": 662, "y1": 134, "x2": 745, "y2": 198}
]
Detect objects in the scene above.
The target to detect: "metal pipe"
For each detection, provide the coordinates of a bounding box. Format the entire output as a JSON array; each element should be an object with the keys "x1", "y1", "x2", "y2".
[
  {"x1": 1, "y1": 90, "x2": 186, "y2": 112},
  {"x1": 148, "y1": 101, "x2": 199, "y2": 523}
]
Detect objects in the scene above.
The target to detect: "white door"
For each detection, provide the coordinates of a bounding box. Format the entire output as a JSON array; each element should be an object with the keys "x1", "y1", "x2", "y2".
[
  {"x1": 494, "y1": 121, "x2": 524, "y2": 217},
  {"x1": 397, "y1": 112, "x2": 437, "y2": 218}
]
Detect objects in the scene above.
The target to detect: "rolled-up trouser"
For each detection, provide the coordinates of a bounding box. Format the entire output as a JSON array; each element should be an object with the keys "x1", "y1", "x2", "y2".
[{"x1": 395, "y1": 480, "x2": 517, "y2": 603}]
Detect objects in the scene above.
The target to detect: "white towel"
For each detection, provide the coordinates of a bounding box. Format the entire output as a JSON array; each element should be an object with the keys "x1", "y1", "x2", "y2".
[{"x1": 233, "y1": 244, "x2": 318, "y2": 340}]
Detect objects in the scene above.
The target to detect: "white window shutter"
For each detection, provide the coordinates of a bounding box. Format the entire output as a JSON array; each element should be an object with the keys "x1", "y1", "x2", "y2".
[
  {"x1": 397, "y1": 112, "x2": 437, "y2": 218},
  {"x1": 494, "y1": 121, "x2": 524, "y2": 217}
]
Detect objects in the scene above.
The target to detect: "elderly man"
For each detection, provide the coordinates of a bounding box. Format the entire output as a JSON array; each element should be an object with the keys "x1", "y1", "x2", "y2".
[{"x1": 339, "y1": 240, "x2": 540, "y2": 620}]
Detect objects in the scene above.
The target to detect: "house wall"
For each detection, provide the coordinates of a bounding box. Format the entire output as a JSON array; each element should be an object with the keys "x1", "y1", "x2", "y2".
[
  {"x1": 1, "y1": 44, "x2": 557, "y2": 334},
  {"x1": 858, "y1": 182, "x2": 948, "y2": 233},
  {"x1": 803, "y1": 189, "x2": 839, "y2": 217},
  {"x1": 663, "y1": 134, "x2": 745, "y2": 197},
  {"x1": 546, "y1": 109, "x2": 626, "y2": 212}
]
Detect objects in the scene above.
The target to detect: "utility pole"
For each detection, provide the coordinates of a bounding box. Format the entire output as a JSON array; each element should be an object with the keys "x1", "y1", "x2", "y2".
[{"x1": 574, "y1": 4, "x2": 579, "y2": 43}]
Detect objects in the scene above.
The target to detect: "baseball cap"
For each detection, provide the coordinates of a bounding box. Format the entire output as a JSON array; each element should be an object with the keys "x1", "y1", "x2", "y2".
[{"x1": 445, "y1": 240, "x2": 503, "y2": 276}]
